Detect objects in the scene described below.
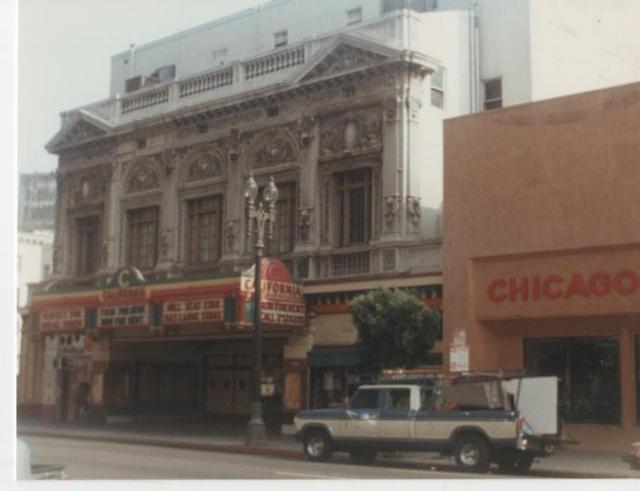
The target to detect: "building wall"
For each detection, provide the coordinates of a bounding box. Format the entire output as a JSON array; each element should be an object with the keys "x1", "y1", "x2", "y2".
[
  {"x1": 18, "y1": 172, "x2": 56, "y2": 232},
  {"x1": 529, "y1": 0, "x2": 640, "y2": 102},
  {"x1": 443, "y1": 82, "x2": 640, "y2": 438},
  {"x1": 110, "y1": 0, "x2": 389, "y2": 95},
  {"x1": 477, "y1": 0, "x2": 532, "y2": 108},
  {"x1": 17, "y1": 231, "x2": 53, "y2": 377}
]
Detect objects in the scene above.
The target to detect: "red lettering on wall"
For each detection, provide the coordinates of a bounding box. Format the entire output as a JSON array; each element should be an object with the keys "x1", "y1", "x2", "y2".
[
  {"x1": 614, "y1": 270, "x2": 640, "y2": 295},
  {"x1": 563, "y1": 273, "x2": 590, "y2": 298},
  {"x1": 487, "y1": 279, "x2": 508, "y2": 303},
  {"x1": 509, "y1": 278, "x2": 529, "y2": 302},
  {"x1": 487, "y1": 269, "x2": 640, "y2": 304},
  {"x1": 542, "y1": 275, "x2": 563, "y2": 299},
  {"x1": 532, "y1": 276, "x2": 541, "y2": 300},
  {"x1": 588, "y1": 271, "x2": 611, "y2": 297}
]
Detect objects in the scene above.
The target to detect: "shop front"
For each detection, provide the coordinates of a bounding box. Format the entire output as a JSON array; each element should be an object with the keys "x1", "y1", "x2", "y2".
[
  {"x1": 469, "y1": 246, "x2": 640, "y2": 435},
  {"x1": 443, "y1": 82, "x2": 640, "y2": 447},
  {"x1": 307, "y1": 345, "x2": 377, "y2": 409},
  {"x1": 27, "y1": 260, "x2": 307, "y2": 425}
]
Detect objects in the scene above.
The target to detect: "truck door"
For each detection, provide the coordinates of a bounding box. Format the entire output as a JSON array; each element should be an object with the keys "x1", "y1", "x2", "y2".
[
  {"x1": 343, "y1": 388, "x2": 381, "y2": 440},
  {"x1": 378, "y1": 388, "x2": 413, "y2": 439}
]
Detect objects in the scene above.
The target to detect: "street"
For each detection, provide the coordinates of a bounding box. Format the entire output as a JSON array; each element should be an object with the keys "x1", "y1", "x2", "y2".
[{"x1": 22, "y1": 436, "x2": 508, "y2": 480}]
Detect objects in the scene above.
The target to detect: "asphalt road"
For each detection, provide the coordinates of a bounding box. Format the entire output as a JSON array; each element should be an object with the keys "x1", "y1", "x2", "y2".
[{"x1": 22, "y1": 435, "x2": 510, "y2": 480}]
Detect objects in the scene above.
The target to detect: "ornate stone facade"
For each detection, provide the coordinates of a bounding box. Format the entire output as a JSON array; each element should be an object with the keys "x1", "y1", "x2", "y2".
[
  {"x1": 126, "y1": 158, "x2": 161, "y2": 193},
  {"x1": 66, "y1": 163, "x2": 111, "y2": 206},
  {"x1": 183, "y1": 143, "x2": 225, "y2": 182},
  {"x1": 302, "y1": 44, "x2": 387, "y2": 82},
  {"x1": 250, "y1": 128, "x2": 299, "y2": 168},
  {"x1": 319, "y1": 107, "x2": 383, "y2": 160}
]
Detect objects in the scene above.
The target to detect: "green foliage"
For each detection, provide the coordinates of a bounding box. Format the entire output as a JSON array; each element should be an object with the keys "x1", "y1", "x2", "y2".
[{"x1": 349, "y1": 288, "x2": 440, "y2": 371}]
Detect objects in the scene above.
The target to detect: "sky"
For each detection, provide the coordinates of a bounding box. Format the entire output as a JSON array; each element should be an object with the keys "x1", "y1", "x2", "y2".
[{"x1": 18, "y1": 0, "x2": 269, "y2": 174}]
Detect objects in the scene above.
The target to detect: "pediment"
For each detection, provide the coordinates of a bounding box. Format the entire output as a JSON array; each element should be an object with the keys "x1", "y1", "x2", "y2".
[
  {"x1": 295, "y1": 36, "x2": 397, "y2": 84},
  {"x1": 46, "y1": 111, "x2": 113, "y2": 154}
]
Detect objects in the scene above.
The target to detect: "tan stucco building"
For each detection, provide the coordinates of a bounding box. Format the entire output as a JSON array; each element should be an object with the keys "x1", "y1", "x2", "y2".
[{"x1": 443, "y1": 81, "x2": 640, "y2": 448}]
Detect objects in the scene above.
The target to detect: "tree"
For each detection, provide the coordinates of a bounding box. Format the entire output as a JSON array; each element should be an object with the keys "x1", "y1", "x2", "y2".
[{"x1": 349, "y1": 288, "x2": 441, "y2": 371}]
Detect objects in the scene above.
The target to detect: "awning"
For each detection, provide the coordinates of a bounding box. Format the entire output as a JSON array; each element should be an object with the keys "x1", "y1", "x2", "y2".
[{"x1": 308, "y1": 346, "x2": 360, "y2": 367}]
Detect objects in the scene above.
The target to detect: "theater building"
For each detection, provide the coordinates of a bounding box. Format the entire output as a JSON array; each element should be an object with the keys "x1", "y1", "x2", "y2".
[
  {"x1": 18, "y1": 1, "x2": 447, "y2": 425},
  {"x1": 443, "y1": 82, "x2": 640, "y2": 448}
]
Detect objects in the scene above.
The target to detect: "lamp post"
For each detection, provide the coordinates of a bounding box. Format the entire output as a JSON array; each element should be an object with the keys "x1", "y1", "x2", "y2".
[{"x1": 244, "y1": 172, "x2": 278, "y2": 445}]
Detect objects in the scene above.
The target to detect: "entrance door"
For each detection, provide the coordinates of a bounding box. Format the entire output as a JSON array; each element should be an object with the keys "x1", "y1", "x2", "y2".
[
  {"x1": 205, "y1": 369, "x2": 234, "y2": 415},
  {"x1": 234, "y1": 369, "x2": 251, "y2": 415}
]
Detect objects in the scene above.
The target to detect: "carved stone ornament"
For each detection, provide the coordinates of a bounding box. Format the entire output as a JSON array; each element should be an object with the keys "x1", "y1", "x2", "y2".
[
  {"x1": 160, "y1": 228, "x2": 172, "y2": 261},
  {"x1": 224, "y1": 220, "x2": 238, "y2": 252},
  {"x1": 407, "y1": 96, "x2": 423, "y2": 120},
  {"x1": 68, "y1": 164, "x2": 110, "y2": 205},
  {"x1": 101, "y1": 238, "x2": 110, "y2": 268},
  {"x1": 252, "y1": 129, "x2": 298, "y2": 168},
  {"x1": 161, "y1": 148, "x2": 177, "y2": 177},
  {"x1": 60, "y1": 120, "x2": 105, "y2": 148},
  {"x1": 383, "y1": 250, "x2": 396, "y2": 271},
  {"x1": 384, "y1": 95, "x2": 402, "y2": 121},
  {"x1": 384, "y1": 195, "x2": 402, "y2": 225},
  {"x1": 302, "y1": 44, "x2": 387, "y2": 82},
  {"x1": 127, "y1": 160, "x2": 160, "y2": 193},
  {"x1": 227, "y1": 128, "x2": 242, "y2": 162},
  {"x1": 186, "y1": 145, "x2": 225, "y2": 182},
  {"x1": 406, "y1": 196, "x2": 422, "y2": 226},
  {"x1": 296, "y1": 114, "x2": 315, "y2": 146},
  {"x1": 298, "y1": 208, "x2": 313, "y2": 242},
  {"x1": 52, "y1": 244, "x2": 63, "y2": 274},
  {"x1": 320, "y1": 108, "x2": 382, "y2": 159}
]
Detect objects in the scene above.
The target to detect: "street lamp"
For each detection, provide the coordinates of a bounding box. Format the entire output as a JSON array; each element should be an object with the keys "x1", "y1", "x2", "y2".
[{"x1": 244, "y1": 172, "x2": 278, "y2": 445}]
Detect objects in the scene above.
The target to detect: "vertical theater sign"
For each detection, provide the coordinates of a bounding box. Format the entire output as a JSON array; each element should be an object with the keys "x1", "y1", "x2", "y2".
[{"x1": 241, "y1": 259, "x2": 306, "y2": 330}]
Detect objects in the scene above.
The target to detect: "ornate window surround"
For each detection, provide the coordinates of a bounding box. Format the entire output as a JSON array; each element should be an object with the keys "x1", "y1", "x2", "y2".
[
  {"x1": 177, "y1": 181, "x2": 228, "y2": 267},
  {"x1": 67, "y1": 203, "x2": 105, "y2": 279},
  {"x1": 319, "y1": 155, "x2": 382, "y2": 248},
  {"x1": 246, "y1": 126, "x2": 301, "y2": 175},
  {"x1": 177, "y1": 142, "x2": 227, "y2": 191}
]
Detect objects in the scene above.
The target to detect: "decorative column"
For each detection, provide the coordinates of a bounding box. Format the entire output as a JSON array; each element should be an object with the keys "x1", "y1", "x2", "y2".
[
  {"x1": 156, "y1": 148, "x2": 178, "y2": 273},
  {"x1": 98, "y1": 160, "x2": 124, "y2": 274}
]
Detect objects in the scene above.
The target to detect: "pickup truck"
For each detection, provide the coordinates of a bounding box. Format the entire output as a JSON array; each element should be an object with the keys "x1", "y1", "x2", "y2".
[{"x1": 294, "y1": 375, "x2": 558, "y2": 474}]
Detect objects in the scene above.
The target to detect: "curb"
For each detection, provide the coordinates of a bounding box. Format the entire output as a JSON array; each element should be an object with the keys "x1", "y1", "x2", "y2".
[
  {"x1": 18, "y1": 430, "x2": 303, "y2": 460},
  {"x1": 19, "y1": 430, "x2": 637, "y2": 479}
]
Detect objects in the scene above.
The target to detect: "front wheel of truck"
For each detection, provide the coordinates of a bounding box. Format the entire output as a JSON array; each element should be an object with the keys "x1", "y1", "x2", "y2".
[
  {"x1": 303, "y1": 429, "x2": 332, "y2": 462},
  {"x1": 454, "y1": 435, "x2": 490, "y2": 473}
]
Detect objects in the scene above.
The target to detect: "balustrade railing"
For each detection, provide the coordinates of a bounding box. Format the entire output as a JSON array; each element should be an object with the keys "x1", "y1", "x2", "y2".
[
  {"x1": 331, "y1": 250, "x2": 370, "y2": 277},
  {"x1": 179, "y1": 66, "x2": 234, "y2": 98},
  {"x1": 121, "y1": 85, "x2": 170, "y2": 114},
  {"x1": 243, "y1": 45, "x2": 306, "y2": 80}
]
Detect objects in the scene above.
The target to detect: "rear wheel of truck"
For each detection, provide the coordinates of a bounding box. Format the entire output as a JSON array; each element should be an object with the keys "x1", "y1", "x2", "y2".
[
  {"x1": 454, "y1": 435, "x2": 490, "y2": 473},
  {"x1": 348, "y1": 449, "x2": 377, "y2": 465},
  {"x1": 303, "y1": 429, "x2": 332, "y2": 462}
]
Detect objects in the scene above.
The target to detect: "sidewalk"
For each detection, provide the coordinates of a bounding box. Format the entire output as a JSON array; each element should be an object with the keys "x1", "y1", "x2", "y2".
[{"x1": 17, "y1": 418, "x2": 639, "y2": 479}]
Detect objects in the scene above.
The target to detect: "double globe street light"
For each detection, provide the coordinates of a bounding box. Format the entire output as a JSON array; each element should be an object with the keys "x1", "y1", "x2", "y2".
[{"x1": 244, "y1": 172, "x2": 278, "y2": 445}]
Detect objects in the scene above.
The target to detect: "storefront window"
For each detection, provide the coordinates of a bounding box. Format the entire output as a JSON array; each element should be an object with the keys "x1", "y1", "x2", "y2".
[{"x1": 524, "y1": 337, "x2": 620, "y2": 424}]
